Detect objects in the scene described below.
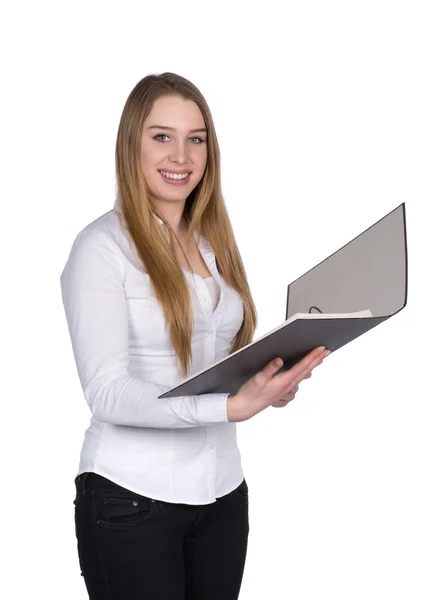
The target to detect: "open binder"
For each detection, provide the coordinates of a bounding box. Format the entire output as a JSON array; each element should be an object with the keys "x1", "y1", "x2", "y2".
[{"x1": 159, "y1": 203, "x2": 408, "y2": 399}]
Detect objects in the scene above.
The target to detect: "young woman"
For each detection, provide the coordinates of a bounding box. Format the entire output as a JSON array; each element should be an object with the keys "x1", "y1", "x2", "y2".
[{"x1": 60, "y1": 72, "x2": 329, "y2": 600}]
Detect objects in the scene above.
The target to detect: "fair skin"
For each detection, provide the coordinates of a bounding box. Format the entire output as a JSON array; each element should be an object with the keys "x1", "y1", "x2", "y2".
[
  {"x1": 227, "y1": 348, "x2": 330, "y2": 422},
  {"x1": 140, "y1": 94, "x2": 208, "y2": 238},
  {"x1": 140, "y1": 94, "x2": 330, "y2": 420}
]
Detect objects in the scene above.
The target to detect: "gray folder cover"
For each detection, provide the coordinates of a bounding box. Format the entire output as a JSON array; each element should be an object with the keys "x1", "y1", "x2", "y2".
[{"x1": 159, "y1": 204, "x2": 407, "y2": 399}]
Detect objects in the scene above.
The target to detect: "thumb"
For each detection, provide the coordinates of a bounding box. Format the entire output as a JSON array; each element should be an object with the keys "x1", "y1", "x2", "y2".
[{"x1": 266, "y1": 357, "x2": 283, "y2": 377}]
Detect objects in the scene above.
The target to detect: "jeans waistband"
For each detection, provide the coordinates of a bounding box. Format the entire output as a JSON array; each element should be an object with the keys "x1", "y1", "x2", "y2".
[
  {"x1": 75, "y1": 472, "x2": 124, "y2": 494},
  {"x1": 75, "y1": 472, "x2": 247, "y2": 499}
]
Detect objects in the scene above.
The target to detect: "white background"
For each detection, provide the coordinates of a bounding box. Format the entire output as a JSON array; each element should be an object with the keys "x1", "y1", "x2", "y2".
[{"x1": 2, "y1": 1, "x2": 432, "y2": 598}]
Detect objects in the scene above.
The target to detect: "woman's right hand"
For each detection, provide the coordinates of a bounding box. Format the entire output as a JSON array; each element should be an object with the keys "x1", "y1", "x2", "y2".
[{"x1": 226, "y1": 346, "x2": 330, "y2": 422}]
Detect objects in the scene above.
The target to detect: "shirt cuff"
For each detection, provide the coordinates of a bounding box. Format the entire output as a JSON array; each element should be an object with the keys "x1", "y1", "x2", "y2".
[{"x1": 195, "y1": 393, "x2": 229, "y2": 424}]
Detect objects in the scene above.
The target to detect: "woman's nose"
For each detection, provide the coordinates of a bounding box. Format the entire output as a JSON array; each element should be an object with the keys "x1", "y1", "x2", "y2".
[{"x1": 170, "y1": 142, "x2": 189, "y2": 163}]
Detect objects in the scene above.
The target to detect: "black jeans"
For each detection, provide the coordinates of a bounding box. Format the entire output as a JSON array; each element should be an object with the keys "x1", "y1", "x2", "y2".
[{"x1": 74, "y1": 472, "x2": 249, "y2": 600}]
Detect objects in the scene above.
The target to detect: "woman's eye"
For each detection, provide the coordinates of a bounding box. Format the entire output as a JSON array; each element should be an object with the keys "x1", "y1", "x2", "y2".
[
  {"x1": 152, "y1": 134, "x2": 205, "y2": 144},
  {"x1": 153, "y1": 134, "x2": 169, "y2": 142}
]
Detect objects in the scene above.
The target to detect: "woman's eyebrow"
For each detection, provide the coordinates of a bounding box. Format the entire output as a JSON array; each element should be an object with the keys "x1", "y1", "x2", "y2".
[{"x1": 147, "y1": 125, "x2": 207, "y2": 133}]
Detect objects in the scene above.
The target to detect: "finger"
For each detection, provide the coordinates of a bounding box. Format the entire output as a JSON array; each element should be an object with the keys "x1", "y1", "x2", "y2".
[
  {"x1": 283, "y1": 385, "x2": 299, "y2": 396},
  {"x1": 262, "y1": 356, "x2": 287, "y2": 381},
  {"x1": 295, "y1": 347, "x2": 329, "y2": 377},
  {"x1": 294, "y1": 368, "x2": 314, "y2": 388},
  {"x1": 288, "y1": 365, "x2": 314, "y2": 389},
  {"x1": 274, "y1": 347, "x2": 329, "y2": 381},
  {"x1": 272, "y1": 347, "x2": 329, "y2": 396},
  {"x1": 296, "y1": 370, "x2": 313, "y2": 386},
  {"x1": 280, "y1": 390, "x2": 297, "y2": 402},
  {"x1": 308, "y1": 349, "x2": 329, "y2": 370},
  {"x1": 276, "y1": 347, "x2": 325, "y2": 388},
  {"x1": 272, "y1": 399, "x2": 291, "y2": 407},
  {"x1": 289, "y1": 349, "x2": 328, "y2": 386},
  {"x1": 285, "y1": 366, "x2": 316, "y2": 393}
]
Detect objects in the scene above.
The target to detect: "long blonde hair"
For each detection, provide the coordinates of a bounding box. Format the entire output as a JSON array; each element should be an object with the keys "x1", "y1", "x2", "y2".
[{"x1": 115, "y1": 72, "x2": 258, "y2": 378}]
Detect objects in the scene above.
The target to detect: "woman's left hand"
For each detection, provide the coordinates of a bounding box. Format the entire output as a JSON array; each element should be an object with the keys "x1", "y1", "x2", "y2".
[
  {"x1": 271, "y1": 370, "x2": 312, "y2": 407},
  {"x1": 271, "y1": 384, "x2": 299, "y2": 407}
]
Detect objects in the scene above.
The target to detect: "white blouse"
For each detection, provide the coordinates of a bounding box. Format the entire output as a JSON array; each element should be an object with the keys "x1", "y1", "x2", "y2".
[
  {"x1": 203, "y1": 274, "x2": 220, "y2": 311},
  {"x1": 60, "y1": 202, "x2": 246, "y2": 504}
]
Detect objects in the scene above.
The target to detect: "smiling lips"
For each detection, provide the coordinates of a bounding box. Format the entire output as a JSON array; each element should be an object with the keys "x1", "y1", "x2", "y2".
[{"x1": 159, "y1": 170, "x2": 191, "y2": 184}]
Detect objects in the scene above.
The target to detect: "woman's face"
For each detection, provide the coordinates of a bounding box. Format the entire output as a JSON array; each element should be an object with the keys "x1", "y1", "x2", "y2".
[{"x1": 140, "y1": 94, "x2": 208, "y2": 208}]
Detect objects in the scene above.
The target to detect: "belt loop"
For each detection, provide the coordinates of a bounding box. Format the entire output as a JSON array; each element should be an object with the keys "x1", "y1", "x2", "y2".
[{"x1": 77, "y1": 472, "x2": 90, "y2": 494}]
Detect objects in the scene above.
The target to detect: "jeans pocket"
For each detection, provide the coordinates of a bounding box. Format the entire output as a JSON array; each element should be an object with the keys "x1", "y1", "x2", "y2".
[
  {"x1": 102, "y1": 497, "x2": 140, "y2": 520},
  {"x1": 95, "y1": 493, "x2": 156, "y2": 528}
]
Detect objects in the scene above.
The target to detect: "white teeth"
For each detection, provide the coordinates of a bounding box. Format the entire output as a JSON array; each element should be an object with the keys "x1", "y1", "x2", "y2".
[{"x1": 160, "y1": 171, "x2": 189, "y2": 180}]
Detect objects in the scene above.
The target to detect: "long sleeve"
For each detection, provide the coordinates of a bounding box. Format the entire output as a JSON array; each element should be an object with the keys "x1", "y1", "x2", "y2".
[{"x1": 60, "y1": 226, "x2": 229, "y2": 428}]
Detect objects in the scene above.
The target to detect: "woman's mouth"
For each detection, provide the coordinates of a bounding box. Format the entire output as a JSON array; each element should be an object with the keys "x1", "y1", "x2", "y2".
[{"x1": 159, "y1": 170, "x2": 191, "y2": 185}]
